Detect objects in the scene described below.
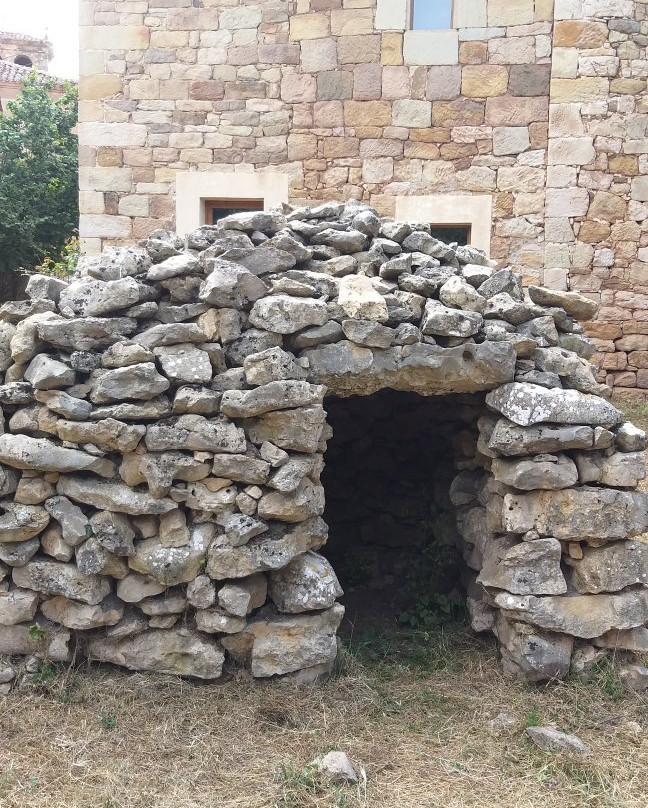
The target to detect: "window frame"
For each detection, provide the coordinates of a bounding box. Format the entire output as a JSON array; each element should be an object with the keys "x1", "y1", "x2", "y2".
[
  {"x1": 429, "y1": 224, "x2": 472, "y2": 246},
  {"x1": 409, "y1": 0, "x2": 456, "y2": 31},
  {"x1": 204, "y1": 197, "x2": 264, "y2": 226}
]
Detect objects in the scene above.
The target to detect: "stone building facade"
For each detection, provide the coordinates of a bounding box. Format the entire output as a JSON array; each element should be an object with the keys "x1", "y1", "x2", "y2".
[
  {"x1": 0, "y1": 32, "x2": 62, "y2": 112},
  {"x1": 78, "y1": 0, "x2": 648, "y2": 394}
]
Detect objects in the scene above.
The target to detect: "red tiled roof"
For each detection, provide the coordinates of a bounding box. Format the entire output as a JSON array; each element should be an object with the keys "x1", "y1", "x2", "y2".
[{"x1": 0, "y1": 59, "x2": 69, "y2": 87}]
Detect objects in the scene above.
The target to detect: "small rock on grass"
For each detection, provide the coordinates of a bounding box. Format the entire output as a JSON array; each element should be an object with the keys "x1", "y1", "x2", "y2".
[
  {"x1": 314, "y1": 750, "x2": 358, "y2": 783},
  {"x1": 486, "y1": 712, "x2": 518, "y2": 732},
  {"x1": 526, "y1": 726, "x2": 591, "y2": 756}
]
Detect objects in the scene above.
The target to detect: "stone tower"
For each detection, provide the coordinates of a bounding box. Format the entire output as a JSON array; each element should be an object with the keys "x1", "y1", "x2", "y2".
[{"x1": 0, "y1": 31, "x2": 53, "y2": 71}]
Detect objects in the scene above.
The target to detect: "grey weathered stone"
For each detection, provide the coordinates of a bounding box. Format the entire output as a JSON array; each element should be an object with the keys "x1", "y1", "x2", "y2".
[
  {"x1": 491, "y1": 454, "x2": 578, "y2": 490},
  {"x1": 199, "y1": 259, "x2": 268, "y2": 309},
  {"x1": 502, "y1": 487, "x2": 648, "y2": 541},
  {"x1": 12, "y1": 560, "x2": 112, "y2": 605},
  {"x1": 187, "y1": 574, "x2": 216, "y2": 609},
  {"x1": 154, "y1": 344, "x2": 214, "y2": 385},
  {"x1": 57, "y1": 475, "x2": 177, "y2": 515},
  {"x1": 86, "y1": 628, "x2": 224, "y2": 679},
  {"x1": 257, "y1": 479, "x2": 324, "y2": 523},
  {"x1": 495, "y1": 590, "x2": 648, "y2": 639},
  {"x1": 486, "y1": 383, "x2": 621, "y2": 427},
  {"x1": 134, "y1": 322, "x2": 207, "y2": 349},
  {"x1": 243, "y1": 346, "x2": 306, "y2": 386},
  {"x1": 526, "y1": 727, "x2": 591, "y2": 756},
  {"x1": 33, "y1": 390, "x2": 93, "y2": 421},
  {"x1": 487, "y1": 419, "x2": 613, "y2": 456},
  {"x1": 41, "y1": 595, "x2": 123, "y2": 629},
  {"x1": 195, "y1": 608, "x2": 246, "y2": 634},
  {"x1": 90, "y1": 511, "x2": 136, "y2": 556},
  {"x1": 91, "y1": 363, "x2": 170, "y2": 403},
  {"x1": 128, "y1": 524, "x2": 213, "y2": 586},
  {"x1": 218, "y1": 574, "x2": 267, "y2": 617},
  {"x1": 574, "y1": 451, "x2": 645, "y2": 488},
  {"x1": 146, "y1": 253, "x2": 199, "y2": 281},
  {"x1": 145, "y1": 414, "x2": 245, "y2": 453},
  {"x1": 116, "y1": 572, "x2": 166, "y2": 603},
  {"x1": 207, "y1": 517, "x2": 327, "y2": 579},
  {"x1": 221, "y1": 603, "x2": 344, "y2": 678},
  {"x1": 222, "y1": 513, "x2": 269, "y2": 546},
  {"x1": 567, "y1": 541, "x2": 648, "y2": 594},
  {"x1": 173, "y1": 386, "x2": 221, "y2": 415},
  {"x1": 24, "y1": 355, "x2": 75, "y2": 390},
  {"x1": 0, "y1": 537, "x2": 40, "y2": 566},
  {"x1": 211, "y1": 454, "x2": 270, "y2": 485},
  {"x1": 478, "y1": 538, "x2": 567, "y2": 595},
  {"x1": 221, "y1": 381, "x2": 325, "y2": 418},
  {"x1": 245, "y1": 406, "x2": 326, "y2": 453},
  {"x1": 341, "y1": 318, "x2": 394, "y2": 348},
  {"x1": 37, "y1": 317, "x2": 137, "y2": 351},
  {"x1": 56, "y1": 418, "x2": 146, "y2": 453},
  {"x1": 59, "y1": 277, "x2": 144, "y2": 317},
  {"x1": 338, "y1": 275, "x2": 389, "y2": 322},
  {"x1": 44, "y1": 496, "x2": 89, "y2": 546},
  {"x1": 248, "y1": 295, "x2": 328, "y2": 334},
  {"x1": 0, "y1": 501, "x2": 50, "y2": 543},
  {"x1": 0, "y1": 588, "x2": 39, "y2": 625},
  {"x1": 616, "y1": 422, "x2": 647, "y2": 452},
  {"x1": 269, "y1": 552, "x2": 343, "y2": 613},
  {"x1": 101, "y1": 341, "x2": 154, "y2": 368},
  {"x1": 527, "y1": 286, "x2": 598, "y2": 321},
  {"x1": 0, "y1": 434, "x2": 114, "y2": 477},
  {"x1": 316, "y1": 751, "x2": 358, "y2": 784}
]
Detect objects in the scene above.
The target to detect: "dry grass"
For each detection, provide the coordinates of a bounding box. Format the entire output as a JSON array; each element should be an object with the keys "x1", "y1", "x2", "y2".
[
  {"x1": 2, "y1": 401, "x2": 648, "y2": 808},
  {"x1": 1, "y1": 629, "x2": 646, "y2": 808}
]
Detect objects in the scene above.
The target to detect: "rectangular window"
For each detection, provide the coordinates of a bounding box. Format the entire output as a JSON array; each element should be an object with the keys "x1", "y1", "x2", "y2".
[
  {"x1": 430, "y1": 224, "x2": 471, "y2": 246},
  {"x1": 204, "y1": 198, "x2": 263, "y2": 225},
  {"x1": 411, "y1": 0, "x2": 454, "y2": 29}
]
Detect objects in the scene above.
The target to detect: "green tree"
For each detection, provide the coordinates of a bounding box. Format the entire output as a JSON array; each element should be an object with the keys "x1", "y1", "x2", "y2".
[{"x1": 0, "y1": 74, "x2": 78, "y2": 285}]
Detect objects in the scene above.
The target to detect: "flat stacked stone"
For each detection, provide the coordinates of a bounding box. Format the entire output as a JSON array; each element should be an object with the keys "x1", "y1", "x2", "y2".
[{"x1": 0, "y1": 199, "x2": 646, "y2": 686}]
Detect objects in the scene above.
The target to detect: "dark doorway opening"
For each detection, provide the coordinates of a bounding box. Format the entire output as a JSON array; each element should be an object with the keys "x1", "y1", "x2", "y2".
[{"x1": 321, "y1": 390, "x2": 476, "y2": 638}]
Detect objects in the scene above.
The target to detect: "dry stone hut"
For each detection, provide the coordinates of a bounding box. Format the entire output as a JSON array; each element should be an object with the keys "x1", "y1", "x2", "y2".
[{"x1": 0, "y1": 201, "x2": 647, "y2": 686}]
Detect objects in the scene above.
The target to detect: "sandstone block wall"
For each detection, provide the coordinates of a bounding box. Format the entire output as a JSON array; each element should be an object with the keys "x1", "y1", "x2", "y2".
[
  {"x1": 77, "y1": 0, "x2": 648, "y2": 393},
  {"x1": 0, "y1": 201, "x2": 647, "y2": 686}
]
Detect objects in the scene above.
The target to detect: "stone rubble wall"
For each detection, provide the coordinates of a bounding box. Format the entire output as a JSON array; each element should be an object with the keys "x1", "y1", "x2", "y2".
[{"x1": 0, "y1": 199, "x2": 646, "y2": 687}]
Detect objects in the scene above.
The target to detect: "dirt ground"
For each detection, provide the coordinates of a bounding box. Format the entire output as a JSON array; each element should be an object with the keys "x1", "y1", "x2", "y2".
[{"x1": 0, "y1": 402, "x2": 647, "y2": 808}]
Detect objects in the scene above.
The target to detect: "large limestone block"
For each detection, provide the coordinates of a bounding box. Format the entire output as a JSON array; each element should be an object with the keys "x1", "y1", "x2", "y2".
[
  {"x1": 527, "y1": 286, "x2": 598, "y2": 320},
  {"x1": 86, "y1": 629, "x2": 224, "y2": 679},
  {"x1": 58, "y1": 278, "x2": 143, "y2": 317},
  {"x1": 0, "y1": 622, "x2": 70, "y2": 661},
  {"x1": 494, "y1": 590, "x2": 648, "y2": 639},
  {"x1": 57, "y1": 475, "x2": 177, "y2": 515},
  {"x1": 248, "y1": 295, "x2": 328, "y2": 334},
  {"x1": 154, "y1": 345, "x2": 213, "y2": 386},
  {"x1": 13, "y1": 560, "x2": 112, "y2": 605},
  {"x1": 41, "y1": 595, "x2": 124, "y2": 629},
  {"x1": 479, "y1": 537, "x2": 567, "y2": 595},
  {"x1": 421, "y1": 300, "x2": 483, "y2": 338},
  {"x1": 221, "y1": 603, "x2": 344, "y2": 677},
  {"x1": 567, "y1": 541, "x2": 648, "y2": 594},
  {"x1": 24, "y1": 355, "x2": 75, "y2": 390},
  {"x1": 492, "y1": 454, "x2": 578, "y2": 490},
  {"x1": 486, "y1": 383, "x2": 621, "y2": 427},
  {"x1": 502, "y1": 487, "x2": 648, "y2": 541},
  {"x1": 37, "y1": 317, "x2": 138, "y2": 351},
  {"x1": 487, "y1": 419, "x2": 612, "y2": 456},
  {"x1": 245, "y1": 406, "x2": 326, "y2": 453},
  {"x1": 269, "y1": 552, "x2": 343, "y2": 613},
  {"x1": 304, "y1": 341, "x2": 516, "y2": 397},
  {"x1": 221, "y1": 381, "x2": 326, "y2": 418},
  {"x1": 56, "y1": 419, "x2": 146, "y2": 453},
  {"x1": 145, "y1": 414, "x2": 246, "y2": 454},
  {"x1": 207, "y1": 517, "x2": 327, "y2": 580},
  {"x1": 0, "y1": 434, "x2": 114, "y2": 477}
]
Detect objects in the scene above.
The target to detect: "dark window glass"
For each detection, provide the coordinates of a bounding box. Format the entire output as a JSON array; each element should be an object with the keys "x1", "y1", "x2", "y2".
[
  {"x1": 411, "y1": 0, "x2": 453, "y2": 30},
  {"x1": 429, "y1": 225, "x2": 471, "y2": 246}
]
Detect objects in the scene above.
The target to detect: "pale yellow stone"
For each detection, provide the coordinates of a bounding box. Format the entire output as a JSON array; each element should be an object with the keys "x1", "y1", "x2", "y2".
[
  {"x1": 535, "y1": 0, "x2": 555, "y2": 21},
  {"x1": 381, "y1": 33, "x2": 403, "y2": 66},
  {"x1": 454, "y1": 0, "x2": 487, "y2": 27},
  {"x1": 403, "y1": 30, "x2": 458, "y2": 66},
  {"x1": 78, "y1": 100, "x2": 104, "y2": 123},
  {"x1": 80, "y1": 215, "x2": 132, "y2": 239},
  {"x1": 488, "y1": 0, "x2": 534, "y2": 26},
  {"x1": 330, "y1": 8, "x2": 373, "y2": 36},
  {"x1": 78, "y1": 74, "x2": 122, "y2": 101},
  {"x1": 550, "y1": 78, "x2": 609, "y2": 104},
  {"x1": 552, "y1": 48, "x2": 579, "y2": 79},
  {"x1": 289, "y1": 13, "x2": 329, "y2": 40},
  {"x1": 461, "y1": 65, "x2": 509, "y2": 98},
  {"x1": 80, "y1": 25, "x2": 150, "y2": 51},
  {"x1": 129, "y1": 79, "x2": 160, "y2": 101},
  {"x1": 80, "y1": 191, "x2": 105, "y2": 215}
]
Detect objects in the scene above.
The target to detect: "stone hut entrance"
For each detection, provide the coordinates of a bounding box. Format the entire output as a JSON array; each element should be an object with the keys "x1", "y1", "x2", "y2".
[{"x1": 322, "y1": 391, "x2": 472, "y2": 635}]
